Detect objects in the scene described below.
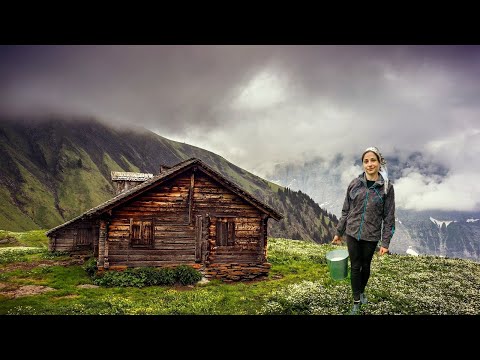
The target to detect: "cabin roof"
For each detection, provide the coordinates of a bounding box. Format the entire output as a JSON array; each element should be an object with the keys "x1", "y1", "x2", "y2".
[{"x1": 46, "y1": 158, "x2": 283, "y2": 236}]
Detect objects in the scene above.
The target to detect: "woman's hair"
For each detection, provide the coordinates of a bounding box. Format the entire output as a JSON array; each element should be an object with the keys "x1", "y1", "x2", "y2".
[{"x1": 362, "y1": 146, "x2": 385, "y2": 164}]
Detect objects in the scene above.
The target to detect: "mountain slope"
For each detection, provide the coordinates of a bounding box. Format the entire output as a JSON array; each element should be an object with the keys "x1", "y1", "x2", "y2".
[{"x1": 0, "y1": 116, "x2": 337, "y2": 243}]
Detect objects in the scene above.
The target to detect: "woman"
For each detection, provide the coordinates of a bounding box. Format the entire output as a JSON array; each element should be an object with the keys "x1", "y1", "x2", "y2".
[{"x1": 332, "y1": 146, "x2": 395, "y2": 315}]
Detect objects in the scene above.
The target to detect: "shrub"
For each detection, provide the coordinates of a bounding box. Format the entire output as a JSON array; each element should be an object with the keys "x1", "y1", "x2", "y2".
[
  {"x1": 93, "y1": 269, "x2": 145, "y2": 288},
  {"x1": 83, "y1": 257, "x2": 98, "y2": 278},
  {"x1": 41, "y1": 250, "x2": 70, "y2": 259},
  {"x1": 175, "y1": 265, "x2": 202, "y2": 285},
  {"x1": 131, "y1": 267, "x2": 176, "y2": 286},
  {"x1": 88, "y1": 264, "x2": 202, "y2": 287},
  {"x1": 156, "y1": 267, "x2": 177, "y2": 286},
  {"x1": 0, "y1": 248, "x2": 43, "y2": 264}
]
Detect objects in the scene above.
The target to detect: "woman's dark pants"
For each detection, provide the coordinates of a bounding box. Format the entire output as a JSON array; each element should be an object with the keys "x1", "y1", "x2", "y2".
[{"x1": 346, "y1": 234, "x2": 378, "y2": 301}]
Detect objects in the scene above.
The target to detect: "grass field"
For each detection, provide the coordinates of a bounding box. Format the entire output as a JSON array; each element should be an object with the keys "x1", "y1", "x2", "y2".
[{"x1": 1, "y1": 231, "x2": 480, "y2": 315}]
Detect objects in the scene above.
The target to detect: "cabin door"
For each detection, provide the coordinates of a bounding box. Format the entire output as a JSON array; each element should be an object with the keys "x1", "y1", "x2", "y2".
[{"x1": 75, "y1": 226, "x2": 94, "y2": 250}]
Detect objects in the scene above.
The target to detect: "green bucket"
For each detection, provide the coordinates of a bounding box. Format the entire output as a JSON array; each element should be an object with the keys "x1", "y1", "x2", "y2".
[{"x1": 326, "y1": 249, "x2": 349, "y2": 280}]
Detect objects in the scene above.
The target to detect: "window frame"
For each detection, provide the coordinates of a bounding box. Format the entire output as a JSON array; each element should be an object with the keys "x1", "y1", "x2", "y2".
[
  {"x1": 216, "y1": 217, "x2": 236, "y2": 246},
  {"x1": 75, "y1": 226, "x2": 93, "y2": 248},
  {"x1": 129, "y1": 218, "x2": 155, "y2": 248}
]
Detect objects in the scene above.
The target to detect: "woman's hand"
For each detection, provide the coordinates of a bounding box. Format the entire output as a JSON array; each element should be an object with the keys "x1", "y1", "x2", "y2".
[
  {"x1": 379, "y1": 246, "x2": 389, "y2": 255},
  {"x1": 331, "y1": 235, "x2": 343, "y2": 245}
]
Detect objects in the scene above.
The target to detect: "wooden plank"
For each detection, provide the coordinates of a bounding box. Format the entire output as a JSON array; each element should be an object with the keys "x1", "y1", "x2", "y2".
[
  {"x1": 194, "y1": 187, "x2": 233, "y2": 195},
  {"x1": 202, "y1": 216, "x2": 209, "y2": 263},
  {"x1": 114, "y1": 209, "x2": 189, "y2": 215},
  {"x1": 137, "y1": 195, "x2": 189, "y2": 201},
  {"x1": 215, "y1": 249, "x2": 258, "y2": 255},
  {"x1": 153, "y1": 235, "x2": 194, "y2": 241},
  {"x1": 258, "y1": 218, "x2": 264, "y2": 256},
  {"x1": 195, "y1": 215, "x2": 202, "y2": 262},
  {"x1": 112, "y1": 248, "x2": 196, "y2": 255},
  {"x1": 211, "y1": 256, "x2": 259, "y2": 263},
  {"x1": 109, "y1": 253, "x2": 195, "y2": 261},
  {"x1": 113, "y1": 212, "x2": 189, "y2": 220},
  {"x1": 235, "y1": 223, "x2": 261, "y2": 231},
  {"x1": 154, "y1": 224, "x2": 193, "y2": 231},
  {"x1": 188, "y1": 172, "x2": 194, "y2": 224},
  {"x1": 98, "y1": 219, "x2": 107, "y2": 268},
  {"x1": 108, "y1": 243, "x2": 195, "y2": 250},
  {"x1": 108, "y1": 225, "x2": 131, "y2": 231},
  {"x1": 234, "y1": 230, "x2": 260, "y2": 237},
  {"x1": 55, "y1": 237, "x2": 75, "y2": 244},
  {"x1": 117, "y1": 206, "x2": 187, "y2": 213},
  {"x1": 109, "y1": 260, "x2": 198, "y2": 267},
  {"x1": 54, "y1": 245, "x2": 73, "y2": 251}
]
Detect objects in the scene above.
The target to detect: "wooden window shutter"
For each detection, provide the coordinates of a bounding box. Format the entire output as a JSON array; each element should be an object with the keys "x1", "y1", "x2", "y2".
[
  {"x1": 216, "y1": 218, "x2": 235, "y2": 246},
  {"x1": 216, "y1": 220, "x2": 227, "y2": 246},
  {"x1": 143, "y1": 220, "x2": 153, "y2": 246},
  {"x1": 130, "y1": 219, "x2": 142, "y2": 246},
  {"x1": 76, "y1": 228, "x2": 92, "y2": 246},
  {"x1": 227, "y1": 219, "x2": 235, "y2": 246}
]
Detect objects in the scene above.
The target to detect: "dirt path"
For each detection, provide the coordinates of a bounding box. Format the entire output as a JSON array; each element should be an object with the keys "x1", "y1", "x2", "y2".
[
  {"x1": 1, "y1": 257, "x2": 85, "y2": 272},
  {"x1": 0, "y1": 284, "x2": 56, "y2": 298},
  {"x1": 0, "y1": 257, "x2": 86, "y2": 298}
]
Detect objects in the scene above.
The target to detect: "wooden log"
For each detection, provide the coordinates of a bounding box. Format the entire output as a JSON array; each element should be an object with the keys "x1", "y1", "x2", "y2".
[
  {"x1": 189, "y1": 172, "x2": 195, "y2": 224},
  {"x1": 109, "y1": 243, "x2": 195, "y2": 250},
  {"x1": 112, "y1": 248, "x2": 195, "y2": 255},
  {"x1": 109, "y1": 260, "x2": 198, "y2": 267},
  {"x1": 98, "y1": 219, "x2": 107, "y2": 268},
  {"x1": 212, "y1": 256, "x2": 259, "y2": 263},
  {"x1": 195, "y1": 215, "x2": 202, "y2": 262},
  {"x1": 109, "y1": 254, "x2": 195, "y2": 261}
]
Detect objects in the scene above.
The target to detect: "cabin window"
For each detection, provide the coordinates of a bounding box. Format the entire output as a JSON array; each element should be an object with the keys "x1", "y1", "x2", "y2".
[
  {"x1": 75, "y1": 227, "x2": 93, "y2": 247},
  {"x1": 216, "y1": 218, "x2": 235, "y2": 246},
  {"x1": 130, "y1": 219, "x2": 154, "y2": 248}
]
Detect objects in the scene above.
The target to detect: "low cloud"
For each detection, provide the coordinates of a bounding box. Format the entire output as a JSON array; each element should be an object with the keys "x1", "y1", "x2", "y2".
[
  {"x1": 395, "y1": 171, "x2": 480, "y2": 211},
  {"x1": 1, "y1": 45, "x2": 479, "y2": 212}
]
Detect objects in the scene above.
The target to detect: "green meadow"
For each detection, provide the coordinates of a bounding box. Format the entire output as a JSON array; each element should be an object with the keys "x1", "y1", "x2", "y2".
[{"x1": 1, "y1": 230, "x2": 479, "y2": 315}]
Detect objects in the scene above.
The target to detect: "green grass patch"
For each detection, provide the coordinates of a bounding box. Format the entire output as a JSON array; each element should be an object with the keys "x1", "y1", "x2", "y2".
[
  {"x1": 0, "y1": 229, "x2": 49, "y2": 248},
  {"x1": 57, "y1": 146, "x2": 114, "y2": 220},
  {"x1": 0, "y1": 187, "x2": 40, "y2": 231},
  {"x1": 120, "y1": 155, "x2": 141, "y2": 173},
  {"x1": 0, "y1": 237, "x2": 479, "y2": 315},
  {"x1": 15, "y1": 163, "x2": 64, "y2": 228}
]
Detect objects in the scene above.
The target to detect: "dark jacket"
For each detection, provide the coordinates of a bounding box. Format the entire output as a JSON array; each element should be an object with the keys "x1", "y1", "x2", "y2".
[{"x1": 336, "y1": 173, "x2": 395, "y2": 249}]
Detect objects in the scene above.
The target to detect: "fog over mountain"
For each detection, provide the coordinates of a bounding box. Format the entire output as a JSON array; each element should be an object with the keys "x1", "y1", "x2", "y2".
[{"x1": 1, "y1": 45, "x2": 480, "y2": 215}]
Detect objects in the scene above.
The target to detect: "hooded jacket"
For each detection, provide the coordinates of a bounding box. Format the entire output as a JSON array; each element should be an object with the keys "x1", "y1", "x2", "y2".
[{"x1": 336, "y1": 173, "x2": 395, "y2": 249}]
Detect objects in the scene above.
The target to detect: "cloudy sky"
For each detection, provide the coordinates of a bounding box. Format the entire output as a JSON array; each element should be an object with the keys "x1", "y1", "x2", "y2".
[{"x1": 1, "y1": 45, "x2": 479, "y2": 212}]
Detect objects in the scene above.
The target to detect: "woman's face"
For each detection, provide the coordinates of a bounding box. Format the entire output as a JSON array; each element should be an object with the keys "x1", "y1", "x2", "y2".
[{"x1": 363, "y1": 151, "x2": 380, "y2": 178}]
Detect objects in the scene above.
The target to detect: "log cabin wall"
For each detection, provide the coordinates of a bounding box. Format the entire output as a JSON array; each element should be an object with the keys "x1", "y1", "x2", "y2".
[
  {"x1": 103, "y1": 167, "x2": 271, "y2": 280},
  {"x1": 106, "y1": 173, "x2": 198, "y2": 269},
  {"x1": 193, "y1": 171, "x2": 270, "y2": 281},
  {"x1": 48, "y1": 219, "x2": 98, "y2": 255}
]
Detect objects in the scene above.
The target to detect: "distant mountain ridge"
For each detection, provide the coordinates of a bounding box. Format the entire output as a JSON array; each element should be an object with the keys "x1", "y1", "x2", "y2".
[
  {"x1": 0, "y1": 116, "x2": 338, "y2": 244},
  {"x1": 265, "y1": 157, "x2": 480, "y2": 262}
]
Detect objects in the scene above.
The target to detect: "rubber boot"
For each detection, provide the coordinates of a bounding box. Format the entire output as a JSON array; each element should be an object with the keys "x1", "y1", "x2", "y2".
[
  {"x1": 349, "y1": 301, "x2": 361, "y2": 315},
  {"x1": 360, "y1": 293, "x2": 368, "y2": 305}
]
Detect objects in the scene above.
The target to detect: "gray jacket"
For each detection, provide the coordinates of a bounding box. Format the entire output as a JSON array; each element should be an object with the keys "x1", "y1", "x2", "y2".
[{"x1": 336, "y1": 173, "x2": 395, "y2": 249}]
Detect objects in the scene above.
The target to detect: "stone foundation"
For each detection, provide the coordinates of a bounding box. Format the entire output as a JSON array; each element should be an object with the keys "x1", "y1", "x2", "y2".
[{"x1": 203, "y1": 262, "x2": 271, "y2": 282}]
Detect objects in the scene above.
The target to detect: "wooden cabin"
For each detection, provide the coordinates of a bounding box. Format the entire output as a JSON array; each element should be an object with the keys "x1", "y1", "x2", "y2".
[{"x1": 46, "y1": 158, "x2": 283, "y2": 282}]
